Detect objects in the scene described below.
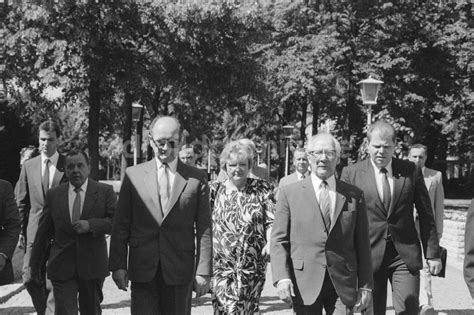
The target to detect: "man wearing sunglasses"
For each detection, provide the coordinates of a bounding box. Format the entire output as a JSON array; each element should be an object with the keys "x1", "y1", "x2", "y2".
[{"x1": 109, "y1": 116, "x2": 212, "y2": 314}]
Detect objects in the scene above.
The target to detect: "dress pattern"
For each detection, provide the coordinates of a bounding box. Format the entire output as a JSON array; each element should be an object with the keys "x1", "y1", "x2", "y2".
[{"x1": 210, "y1": 178, "x2": 275, "y2": 314}]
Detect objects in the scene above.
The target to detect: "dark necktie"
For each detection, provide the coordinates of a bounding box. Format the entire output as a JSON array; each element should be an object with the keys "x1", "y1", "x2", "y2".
[
  {"x1": 300, "y1": 173, "x2": 305, "y2": 181},
  {"x1": 381, "y1": 168, "x2": 391, "y2": 213},
  {"x1": 71, "y1": 188, "x2": 81, "y2": 223},
  {"x1": 159, "y1": 164, "x2": 170, "y2": 213},
  {"x1": 319, "y1": 180, "x2": 331, "y2": 233},
  {"x1": 42, "y1": 159, "x2": 50, "y2": 196}
]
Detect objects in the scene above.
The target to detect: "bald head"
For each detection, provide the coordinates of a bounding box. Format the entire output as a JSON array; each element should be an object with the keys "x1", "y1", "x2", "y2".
[{"x1": 149, "y1": 116, "x2": 181, "y2": 163}]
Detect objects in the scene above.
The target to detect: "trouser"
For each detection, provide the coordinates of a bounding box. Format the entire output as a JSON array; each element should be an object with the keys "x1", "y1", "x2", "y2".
[
  {"x1": 293, "y1": 271, "x2": 353, "y2": 315},
  {"x1": 51, "y1": 277, "x2": 104, "y2": 315}
]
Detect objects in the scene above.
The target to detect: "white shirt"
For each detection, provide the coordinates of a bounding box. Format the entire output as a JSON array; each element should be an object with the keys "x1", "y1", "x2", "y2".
[
  {"x1": 311, "y1": 174, "x2": 337, "y2": 227},
  {"x1": 296, "y1": 171, "x2": 309, "y2": 181},
  {"x1": 370, "y1": 158, "x2": 394, "y2": 203},
  {"x1": 41, "y1": 151, "x2": 59, "y2": 189},
  {"x1": 155, "y1": 158, "x2": 178, "y2": 194},
  {"x1": 68, "y1": 179, "x2": 88, "y2": 222}
]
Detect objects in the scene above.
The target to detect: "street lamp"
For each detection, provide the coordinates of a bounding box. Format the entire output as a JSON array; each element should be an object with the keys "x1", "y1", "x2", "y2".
[
  {"x1": 357, "y1": 75, "x2": 383, "y2": 127},
  {"x1": 282, "y1": 125, "x2": 294, "y2": 176},
  {"x1": 131, "y1": 102, "x2": 144, "y2": 165}
]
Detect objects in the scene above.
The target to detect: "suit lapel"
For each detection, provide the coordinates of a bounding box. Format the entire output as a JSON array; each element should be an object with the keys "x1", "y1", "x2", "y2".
[
  {"x1": 389, "y1": 159, "x2": 406, "y2": 216},
  {"x1": 332, "y1": 181, "x2": 347, "y2": 231},
  {"x1": 362, "y1": 159, "x2": 386, "y2": 214},
  {"x1": 301, "y1": 178, "x2": 327, "y2": 233},
  {"x1": 58, "y1": 185, "x2": 73, "y2": 228},
  {"x1": 31, "y1": 157, "x2": 45, "y2": 202},
  {"x1": 164, "y1": 161, "x2": 188, "y2": 220},
  {"x1": 52, "y1": 155, "x2": 66, "y2": 188},
  {"x1": 142, "y1": 161, "x2": 163, "y2": 225},
  {"x1": 80, "y1": 180, "x2": 97, "y2": 220}
]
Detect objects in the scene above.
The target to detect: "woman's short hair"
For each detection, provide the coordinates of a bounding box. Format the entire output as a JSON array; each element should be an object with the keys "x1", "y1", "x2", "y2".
[{"x1": 220, "y1": 140, "x2": 254, "y2": 171}]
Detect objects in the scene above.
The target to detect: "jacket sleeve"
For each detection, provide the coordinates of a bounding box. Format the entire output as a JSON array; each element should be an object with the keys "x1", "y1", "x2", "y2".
[
  {"x1": 16, "y1": 164, "x2": 30, "y2": 239},
  {"x1": 0, "y1": 181, "x2": 21, "y2": 259},
  {"x1": 433, "y1": 172, "x2": 445, "y2": 240},
  {"x1": 88, "y1": 185, "x2": 117, "y2": 237},
  {"x1": 464, "y1": 199, "x2": 474, "y2": 299},
  {"x1": 195, "y1": 174, "x2": 212, "y2": 277},
  {"x1": 270, "y1": 187, "x2": 291, "y2": 285},
  {"x1": 354, "y1": 191, "x2": 374, "y2": 290},
  {"x1": 30, "y1": 194, "x2": 54, "y2": 276}
]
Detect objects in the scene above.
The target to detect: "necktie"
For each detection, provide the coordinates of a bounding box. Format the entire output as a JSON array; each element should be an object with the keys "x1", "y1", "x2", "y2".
[
  {"x1": 381, "y1": 168, "x2": 391, "y2": 213},
  {"x1": 42, "y1": 159, "x2": 50, "y2": 196},
  {"x1": 71, "y1": 188, "x2": 81, "y2": 223},
  {"x1": 159, "y1": 164, "x2": 170, "y2": 213},
  {"x1": 319, "y1": 181, "x2": 331, "y2": 233},
  {"x1": 300, "y1": 173, "x2": 305, "y2": 180}
]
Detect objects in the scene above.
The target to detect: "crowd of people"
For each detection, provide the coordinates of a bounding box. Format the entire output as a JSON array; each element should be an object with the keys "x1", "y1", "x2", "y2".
[{"x1": 0, "y1": 116, "x2": 472, "y2": 315}]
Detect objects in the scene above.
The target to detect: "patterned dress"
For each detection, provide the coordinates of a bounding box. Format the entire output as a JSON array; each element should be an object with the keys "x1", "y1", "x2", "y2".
[{"x1": 210, "y1": 178, "x2": 275, "y2": 314}]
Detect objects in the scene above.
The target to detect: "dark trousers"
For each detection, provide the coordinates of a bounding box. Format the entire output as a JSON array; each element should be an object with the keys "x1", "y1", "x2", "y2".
[
  {"x1": 372, "y1": 240, "x2": 420, "y2": 315},
  {"x1": 293, "y1": 271, "x2": 353, "y2": 315},
  {"x1": 25, "y1": 281, "x2": 47, "y2": 315},
  {"x1": 131, "y1": 264, "x2": 193, "y2": 315},
  {"x1": 51, "y1": 277, "x2": 104, "y2": 315}
]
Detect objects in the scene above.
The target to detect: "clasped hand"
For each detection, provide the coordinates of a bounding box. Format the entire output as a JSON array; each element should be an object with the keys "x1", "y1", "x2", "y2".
[{"x1": 73, "y1": 220, "x2": 90, "y2": 234}]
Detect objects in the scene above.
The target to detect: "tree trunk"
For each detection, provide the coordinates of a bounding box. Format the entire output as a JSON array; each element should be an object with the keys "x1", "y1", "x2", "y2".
[
  {"x1": 88, "y1": 79, "x2": 100, "y2": 180},
  {"x1": 311, "y1": 99, "x2": 319, "y2": 136},
  {"x1": 120, "y1": 92, "x2": 133, "y2": 182},
  {"x1": 300, "y1": 101, "x2": 308, "y2": 146}
]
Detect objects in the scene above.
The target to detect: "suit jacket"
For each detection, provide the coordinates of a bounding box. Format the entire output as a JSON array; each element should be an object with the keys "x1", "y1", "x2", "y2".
[
  {"x1": 16, "y1": 155, "x2": 67, "y2": 246},
  {"x1": 423, "y1": 167, "x2": 444, "y2": 239},
  {"x1": 30, "y1": 180, "x2": 116, "y2": 280},
  {"x1": 0, "y1": 180, "x2": 21, "y2": 285},
  {"x1": 271, "y1": 177, "x2": 373, "y2": 306},
  {"x1": 341, "y1": 158, "x2": 440, "y2": 273},
  {"x1": 464, "y1": 199, "x2": 474, "y2": 299},
  {"x1": 109, "y1": 159, "x2": 212, "y2": 285}
]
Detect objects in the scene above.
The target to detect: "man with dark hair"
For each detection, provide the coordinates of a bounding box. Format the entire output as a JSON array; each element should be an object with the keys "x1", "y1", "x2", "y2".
[
  {"x1": 341, "y1": 120, "x2": 442, "y2": 314},
  {"x1": 28, "y1": 149, "x2": 116, "y2": 315},
  {"x1": 179, "y1": 144, "x2": 197, "y2": 167},
  {"x1": 109, "y1": 116, "x2": 212, "y2": 314},
  {"x1": 16, "y1": 120, "x2": 67, "y2": 315},
  {"x1": 409, "y1": 143, "x2": 445, "y2": 313}
]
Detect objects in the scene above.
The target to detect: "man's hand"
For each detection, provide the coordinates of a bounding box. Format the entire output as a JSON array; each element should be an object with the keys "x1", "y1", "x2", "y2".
[
  {"x1": 354, "y1": 289, "x2": 372, "y2": 312},
  {"x1": 194, "y1": 275, "x2": 210, "y2": 298},
  {"x1": 73, "y1": 220, "x2": 91, "y2": 234},
  {"x1": 427, "y1": 258, "x2": 443, "y2": 275},
  {"x1": 112, "y1": 269, "x2": 129, "y2": 291},
  {"x1": 276, "y1": 280, "x2": 295, "y2": 304},
  {"x1": 0, "y1": 255, "x2": 6, "y2": 271}
]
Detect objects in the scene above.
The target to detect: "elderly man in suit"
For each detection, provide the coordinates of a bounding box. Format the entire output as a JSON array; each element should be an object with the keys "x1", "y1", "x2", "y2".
[
  {"x1": 109, "y1": 116, "x2": 212, "y2": 315},
  {"x1": 0, "y1": 180, "x2": 21, "y2": 286},
  {"x1": 28, "y1": 149, "x2": 116, "y2": 314},
  {"x1": 341, "y1": 120, "x2": 442, "y2": 314},
  {"x1": 409, "y1": 143, "x2": 445, "y2": 313},
  {"x1": 16, "y1": 120, "x2": 67, "y2": 315},
  {"x1": 464, "y1": 199, "x2": 474, "y2": 301},
  {"x1": 271, "y1": 133, "x2": 373, "y2": 315}
]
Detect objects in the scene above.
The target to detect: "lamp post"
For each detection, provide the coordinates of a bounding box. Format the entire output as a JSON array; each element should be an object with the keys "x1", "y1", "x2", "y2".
[
  {"x1": 357, "y1": 76, "x2": 383, "y2": 127},
  {"x1": 282, "y1": 125, "x2": 294, "y2": 176},
  {"x1": 131, "y1": 102, "x2": 144, "y2": 166}
]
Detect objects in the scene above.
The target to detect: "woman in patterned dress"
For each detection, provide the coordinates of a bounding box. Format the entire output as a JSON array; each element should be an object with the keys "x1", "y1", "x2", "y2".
[{"x1": 210, "y1": 140, "x2": 275, "y2": 314}]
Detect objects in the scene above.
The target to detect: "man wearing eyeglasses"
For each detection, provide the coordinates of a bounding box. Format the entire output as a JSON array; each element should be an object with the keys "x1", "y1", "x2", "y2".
[
  {"x1": 271, "y1": 133, "x2": 373, "y2": 314},
  {"x1": 341, "y1": 120, "x2": 441, "y2": 315},
  {"x1": 109, "y1": 116, "x2": 212, "y2": 314}
]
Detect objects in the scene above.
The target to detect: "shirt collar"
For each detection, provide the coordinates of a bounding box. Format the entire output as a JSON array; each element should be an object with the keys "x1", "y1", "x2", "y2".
[
  {"x1": 69, "y1": 178, "x2": 88, "y2": 193},
  {"x1": 296, "y1": 170, "x2": 308, "y2": 179},
  {"x1": 42, "y1": 151, "x2": 59, "y2": 165},
  {"x1": 370, "y1": 157, "x2": 393, "y2": 176},
  {"x1": 311, "y1": 173, "x2": 336, "y2": 190},
  {"x1": 155, "y1": 157, "x2": 178, "y2": 173}
]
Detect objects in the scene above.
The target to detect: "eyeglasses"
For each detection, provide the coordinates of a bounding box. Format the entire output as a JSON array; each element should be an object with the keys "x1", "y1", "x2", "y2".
[
  {"x1": 149, "y1": 135, "x2": 178, "y2": 149},
  {"x1": 307, "y1": 150, "x2": 337, "y2": 159}
]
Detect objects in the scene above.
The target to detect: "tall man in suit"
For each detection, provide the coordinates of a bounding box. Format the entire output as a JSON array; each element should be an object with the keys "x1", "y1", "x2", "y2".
[
  {"x1": 0, "y1": 180, "x2": 21, "y2": 286},
  {"x1": 271, "y1": 133, "x2": 373, "y2": 315},
  {"x1": 16, "y1": 120, "x2": 67, "y2": 315},
  {"x1": 28, "y1": 150, "x2": 116, "y2": 314},
  {"x1": 409, "y1": 143, "x2": 445, "y2": 313},
  {"x1": 109, "y1": 116, "x2": 212, "y2": 314},
  {"x1": 341, "y1": 120, "x2": 442, "y2": 314}
]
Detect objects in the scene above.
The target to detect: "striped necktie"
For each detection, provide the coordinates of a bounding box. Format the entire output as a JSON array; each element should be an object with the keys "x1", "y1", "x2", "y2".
[{"x1": 319, "y1": 180, "x2": 331, "y2": 233}]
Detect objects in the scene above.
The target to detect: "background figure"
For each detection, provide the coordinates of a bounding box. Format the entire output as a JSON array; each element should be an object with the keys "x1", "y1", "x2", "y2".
[
  {"x1": 341, "y1": 120, "x2": 442, "y2": 315},
  {"x1": 216, "y1": 138, "x2": 269, "y2": 182},
  {"x1": 409, "y1": 144, "x2": 445, "y2": 314},
  {"x1": 464, "y1": 199, "x2": 474, "y2": 300},
  {"x1": 0, "y1": 180, "x2": 21, "y2": 286},
  {"x1": 276, "y1": 148, "x2": 309, "y2": 200},
  {"x1": 109, "y1": 116, "x2": 212, "y2": 315},
  {"x1": 28, "y1": 150, "x2": 116, "y2": 315},
  {"x1": 271, "y1": 133, "x2": 373, "y2": 315},
  {"x1": 179, "y1": 144, "x2": 197, "y2": 166},
  {"x1": 16, "y1": 120, "x2": 67, "y2": 315},
  {"x1": 210, "y1": 140, "x2": 275, "y2": 314}
]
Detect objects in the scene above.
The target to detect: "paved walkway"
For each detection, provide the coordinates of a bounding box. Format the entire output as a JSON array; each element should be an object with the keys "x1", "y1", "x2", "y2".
[{"x1": 0, "y1": 261, "x2": 472, "y2": 314}]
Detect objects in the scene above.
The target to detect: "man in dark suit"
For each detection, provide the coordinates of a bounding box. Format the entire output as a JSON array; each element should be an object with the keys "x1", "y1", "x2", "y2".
[
  {"x1": 271, "y1": 133, "x2": 373, "y2": 315},
  {"x1": 109, "y1": 116, "x2": 212, "y2": 314},
  {"x1": 464, "y1": 199, "x2": 474, "y2": 300},
  {"x1": 341, "y1": 120, "x2": 442, "y2": 314},
  {"x1": 28, "y1": 149, "x2": 116, "y2": 314},
  {"x1": 16, "y1": 120, "x2": 67, "y2": 315},
  {"x1": 0, "y1": 180, "x2": 21, "y2": 286}
]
